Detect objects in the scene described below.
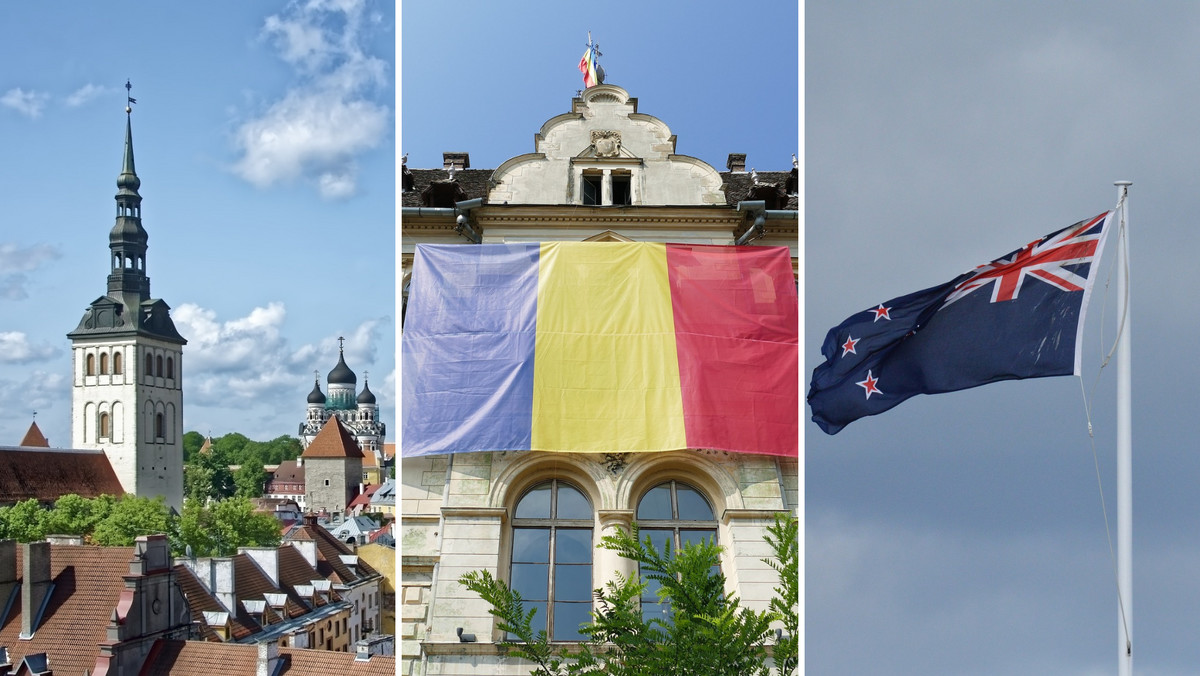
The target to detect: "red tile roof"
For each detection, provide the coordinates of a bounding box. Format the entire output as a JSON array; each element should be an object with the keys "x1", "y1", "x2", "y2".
[
  {"x1": 0, "y1": 447, "x2": 125, "y2": 503},
  {"x1": 301, "y1": 417, "x2": 364, "y2": 459},
  {"x1": 139, "y1": 640, "x2": 396, "y2": 675},
  {"x1": 0, "y1": 545, "x2": 134, "y2": 676},
  {"x1": 18, "y1": 422, "x2": 49, "y2": 448}
]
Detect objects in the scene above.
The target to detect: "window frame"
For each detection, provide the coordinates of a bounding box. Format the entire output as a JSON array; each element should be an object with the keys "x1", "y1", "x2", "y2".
[
  {"x1": 634, "y1": 480, "x2": 720, "y2": 624},
  {"x1": 509, "y1": 478, "x2": 594, "y2": 643}
]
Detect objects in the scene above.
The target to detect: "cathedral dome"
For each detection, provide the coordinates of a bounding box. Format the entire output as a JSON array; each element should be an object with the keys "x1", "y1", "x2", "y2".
[
  {"x1": 357, "y1": 381, "x2": 376, "y2": 405},
  {"x1": 307, "y1": 379, "x2": 327, "y2": 404},
  {"x1": 328, "y1": 350, "x2": 357, "y2": 385}
]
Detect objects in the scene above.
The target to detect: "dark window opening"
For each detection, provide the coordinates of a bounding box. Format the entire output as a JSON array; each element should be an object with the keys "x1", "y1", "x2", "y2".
[
  {"x1": 611, "y1": 175, "x2": 631, "y2": 205},
  {"x1": 581, "y1": 175, "x2": 601, "y2": 205}
]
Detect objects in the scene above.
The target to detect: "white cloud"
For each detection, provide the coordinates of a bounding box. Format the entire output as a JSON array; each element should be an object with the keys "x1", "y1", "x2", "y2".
[
  {"x1": 231, "y1": 0, "x2": 390, "y2": 200},
  {"x1": 1, "y1": 88, "x2": 50, "y2": 119},
  {"x1": 0, "y1": 243, "x2": 61, "y2": 298},
  {"x1": 0, "y1": 332, "x2": 57, "y2": 364},
  {"x1": 64, "y1": 83, "x2": 111, "y2": 107}
]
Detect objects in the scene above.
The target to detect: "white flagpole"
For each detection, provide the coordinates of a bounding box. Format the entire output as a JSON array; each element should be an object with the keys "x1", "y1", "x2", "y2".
[{"x1": 1114, "y1": 180, "x2": 1133, "y2": 676}]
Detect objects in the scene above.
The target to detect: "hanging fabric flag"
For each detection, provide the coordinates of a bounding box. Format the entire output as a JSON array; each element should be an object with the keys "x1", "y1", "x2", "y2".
[
  {"x1": 808, "y1": 212, "x2": 1113, "y2": 434},
  {"x1": 579, "y1": 33, "x2": 600, "y2": 88},
  {"x1": 403, "y1": 242, "x2": 798, "y2": 457}
]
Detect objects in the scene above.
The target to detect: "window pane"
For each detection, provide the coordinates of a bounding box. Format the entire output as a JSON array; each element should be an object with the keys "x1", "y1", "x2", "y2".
[
  {"x1": 637, "y1": 484, "x2": 672, "y2": 520},
  {"x1": 513, "y1": 528, "x2": 550, "y2": 563},
  {"x1": 676, "y1": 485, "x2": 714, "y2": 521},
  {"x1": 508, "y1": 600, "x2": 547, "y2": 640},
  {"x1": 642, "y1": 528, "x2": 673, "y2": 556},
  {"x1": 553, "y1": 601, "x2": 590, "y2": 641},
  {"x1": 554, "y1": 563, "x2": 592, "y2": 601},
  {"x1": 679, "y1": 529, "x2": 717, "y2": 549},
  {"x1": 511, "y1": 563, "x2": 549, "y2": 601},
  {"x1": 555, "y1": 528, "x2": 592, "y2": 563},
  {"x1": 515, "y1": 484, "x2": 551, "y2": 518},
  {"x1": 642, "y1": 600, "x2": 671, "y2": 625},
  {"x1": 555, "y1": 483, "x2": 590, "y2": 519}
]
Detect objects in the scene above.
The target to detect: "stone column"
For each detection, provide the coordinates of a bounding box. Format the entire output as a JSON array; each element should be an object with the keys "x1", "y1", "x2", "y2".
[
  {"x1": 601, "y1": 169, "x2": 613, "y2": 206},
  {"x1": 596, "y1": 509, "x2": 635, "y2": 592}
]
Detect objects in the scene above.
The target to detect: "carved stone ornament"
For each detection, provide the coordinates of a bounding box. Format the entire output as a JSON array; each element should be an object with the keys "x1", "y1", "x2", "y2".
[
  {"x1": 591, "y1": 130, "x2": 621, "y2": 158},
  {"x1": 603, "y1": 452, "x2": 629, "y2": 475}
]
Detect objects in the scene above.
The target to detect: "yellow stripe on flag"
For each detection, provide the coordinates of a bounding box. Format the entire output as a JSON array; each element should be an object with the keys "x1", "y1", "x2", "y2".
[{"x1": 532, "y1": 242, "x2": 687, "y2": 452}]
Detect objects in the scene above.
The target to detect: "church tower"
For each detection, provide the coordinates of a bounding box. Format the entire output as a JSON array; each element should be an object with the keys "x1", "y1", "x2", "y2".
[{"x1": 68, "y1": 89, "x2": 186, "y2": 510}]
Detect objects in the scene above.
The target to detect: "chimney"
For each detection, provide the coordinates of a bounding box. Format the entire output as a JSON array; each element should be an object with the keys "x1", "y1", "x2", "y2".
[
  {"x1": 726, "y1": 153, "x2": 747, "y2": 173},
  {"x1": 442, "y1": 152, "x2": 470, "y2": 170},
  {"x1": 211, "y1": 558, "x2": 236, "y2": 614},
  {"x1": 0, "y1": 541, "x2": 16, "y2": 627},
  {"x1": 256, "y1": 639, "x2": 282, "y2": 676},
  {"x1": 241, "y1": 548, "x2": 280, "y2": 587},
  {"x1": 20, "y1": 542, "x2": 51, "y2": 639}
]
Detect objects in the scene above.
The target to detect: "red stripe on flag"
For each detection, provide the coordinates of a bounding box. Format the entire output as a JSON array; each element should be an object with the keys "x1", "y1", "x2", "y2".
[{"x1": 666, "y1": 245, "x2": 798, "y2": 457}]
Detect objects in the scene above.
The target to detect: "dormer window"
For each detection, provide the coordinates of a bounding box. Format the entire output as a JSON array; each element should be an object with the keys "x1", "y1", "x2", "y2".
[
  {"x1": 611, "y1": 172, "x2": 631, "y2": 205},
  {"x1": 581, "y1": 174, "x2": 602, "y2": 205}
]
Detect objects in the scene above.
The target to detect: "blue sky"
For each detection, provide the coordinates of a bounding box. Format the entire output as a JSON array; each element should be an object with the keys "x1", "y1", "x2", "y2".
[
  {"x1": 0, "y1": 1, "x2": 395, "y2": 447},
  {"x1": 808, "y1": 2, "x2": 1200, "y2": 673},
  {"x1": 399, "y1": 0, "x2": 799, "y2": 176}
]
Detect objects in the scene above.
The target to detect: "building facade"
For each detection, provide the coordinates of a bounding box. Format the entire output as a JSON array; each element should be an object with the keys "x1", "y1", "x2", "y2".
[
  {"x1": 400, "y1": 84, "x2": 798, "y2": 675},
  {"x1": 68, "y1": 110, "x2": 187, "y2": 510}
]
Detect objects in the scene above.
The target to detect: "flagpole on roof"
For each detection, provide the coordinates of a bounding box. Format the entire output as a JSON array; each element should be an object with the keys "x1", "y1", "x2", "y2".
[{"x1": 1114, "y1": 179, "x2": 1133, "y2": 676}]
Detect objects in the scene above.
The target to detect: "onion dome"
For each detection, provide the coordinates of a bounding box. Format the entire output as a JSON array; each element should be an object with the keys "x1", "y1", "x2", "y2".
[
  {"x1": 357, "y1": 379, "x2": 376, "y2": 405},
  {"x1": 307, "y1": 377, "x2": 327, "y2": 404},
  {"x1": 328, "y1": 347, "x2": 357, "y2": 386}
]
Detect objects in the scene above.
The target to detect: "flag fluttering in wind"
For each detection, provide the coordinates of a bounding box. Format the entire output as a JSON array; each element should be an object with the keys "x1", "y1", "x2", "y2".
[
  {"x1": 808, "y1": 212, "x2": 1112, "y2": 434},
  {"x1": 403, "y1": 242, "x2": 798, "y2": 457},
  {"x1": 579, "y1": 32, "x2": 602, "y2": 88}
]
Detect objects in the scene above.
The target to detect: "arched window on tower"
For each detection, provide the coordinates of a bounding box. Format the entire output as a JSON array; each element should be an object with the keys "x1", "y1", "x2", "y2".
[
  {"x1": 99, "y1": 352, "x2": 109, "y2": 375},
  {"x1": 99, "y1": 412, "x2": 110, "y2": 440},
  {"x1": 155, "y1": 413, "x2": 165, "y2": 440},
  {"x1": 635, "y1": 481, "x2": 719, "y2": 623},
  {"x1": 155, "y1": 355, "x2": 163, "y2": 378},
  {"x1": 145, "y1": 353, "x2": 154, "y2": 377},
  {"x1": 510, "y1": 479, "x2": 594, "y2": 641},
  {"x1": 113, "y1": 351, "x2": 123, "y2": 374},
  {"x1": 166, "y1": 357, "x2": 175, "y2": 379},
  {"x1": 86, "y1": 353, "x2": 96, "y2": 376}
]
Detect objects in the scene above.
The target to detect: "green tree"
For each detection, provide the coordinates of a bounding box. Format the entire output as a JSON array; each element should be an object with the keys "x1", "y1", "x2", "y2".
[
  {"x1": 186, "y1": 450, "x2": 236, "y2": 502},
  {"x1": 41, "y1": 493, "x2": 116, "y2": 537},
  {"x1": 177, "y1": 496, "x2": 281, "y2": 557},
  {"x1": 0, "y1": 499, "x2": 48, "y2": 542},
  {"x1": 182, "y1": 430, "x2": 206, "y2": 463},
  {"x1": 461, "y1": 520, "x2": 788, "y2": 676},
  {"x1": 92, "y1": 495, "x2": 172, "y2": 546},
  {"x1": 763, "y1": 512, "x2": 798, "y2": 676},
  {"x1": 233, "y1": 461, "x2": 269, "y2": 498}
]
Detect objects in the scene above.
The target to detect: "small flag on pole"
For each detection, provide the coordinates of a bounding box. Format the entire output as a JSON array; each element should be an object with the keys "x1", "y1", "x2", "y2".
[
  {"x1": 808, "y1": 212, "x2": 1113, "y2": 434},
  {"x1": 579, "y1": 32, "x2": 601, "y2": 88}
]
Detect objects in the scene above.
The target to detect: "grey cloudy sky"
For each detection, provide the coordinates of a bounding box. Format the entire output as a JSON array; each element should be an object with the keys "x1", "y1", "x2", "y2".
[{"x1": 807, "y1": 2, "x2": 1200, "y2": 674}]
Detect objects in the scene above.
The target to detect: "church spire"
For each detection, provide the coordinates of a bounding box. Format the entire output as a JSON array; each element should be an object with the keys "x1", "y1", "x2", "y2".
[{"x1": 109, "y1": 81, "x2": 149, "y2": 300}]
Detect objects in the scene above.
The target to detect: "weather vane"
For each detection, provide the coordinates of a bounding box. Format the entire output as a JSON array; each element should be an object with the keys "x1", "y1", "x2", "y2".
[{"x1": 125, "y1": 79, "x2": 137, "y2": 114}]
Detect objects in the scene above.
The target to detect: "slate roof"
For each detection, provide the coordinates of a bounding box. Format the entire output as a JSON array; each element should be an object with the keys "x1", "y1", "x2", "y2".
[
  {"x1": 0, "y1": 447, "x2": 125, "y2": 503},
  {"x1": 139, "y1": 640, "x2": 396, "y2": 676},
  {"x1": 300, "y1": 417, "x2": 364, "y2": 459},
  {"x1": 0, "y1": 545, "x2": 135, "y2": 676},
  {"x1": 401, "y1": 164, "x2": 798, "y2": 209}
]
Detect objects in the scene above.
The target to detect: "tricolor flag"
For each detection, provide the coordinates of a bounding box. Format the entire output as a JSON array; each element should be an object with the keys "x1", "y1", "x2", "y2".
[
  {"x1": 403, "y1": 242, "x2": 798, "y2": 457},
  {"x1": 579, "y1": 36, "x2": 600, "y2": 88},
  {"x1": 808, "y1": 212, "x2": 1112, "y2": 434}
]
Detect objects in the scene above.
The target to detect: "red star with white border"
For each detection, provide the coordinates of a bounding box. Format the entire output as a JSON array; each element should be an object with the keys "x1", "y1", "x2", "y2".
[
  {"x1": 871, "y1": 304, "x2": 891, "y2": 322},
  {"x1": 841, "y1": 335, "x2": 859, "y2": 357},
  {"x1": 856, "y1": 370, "x2": 882, "y2": 399}
]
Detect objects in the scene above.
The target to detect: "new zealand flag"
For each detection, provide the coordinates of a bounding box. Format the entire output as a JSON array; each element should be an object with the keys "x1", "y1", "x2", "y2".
[{"x1": 808, "y1": 212, "x2": 1113, "y2": 434}]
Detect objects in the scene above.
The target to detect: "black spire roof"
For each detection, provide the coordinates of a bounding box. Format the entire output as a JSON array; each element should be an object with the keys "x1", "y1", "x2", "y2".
[
  {"x1": 68, "y1": 95, "x2": 185, "y2": 345},
  {"x1": 307, "y1": 376, "x2": 327, "y2": 404},
  {"x1": 327, "y1": 339, "x2": 357, "y2": 385},
  {"x1": 357, "y1": 379, "x2": 376, "y2": 405}
]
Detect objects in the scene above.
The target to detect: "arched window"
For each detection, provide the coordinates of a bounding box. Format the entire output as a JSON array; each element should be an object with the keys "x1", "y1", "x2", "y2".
[
  {"x1": 155, "y1": 413, "x2": 165, "y2": 439},
  {"x1": 86, "y1": 354, "x2": 96, "y2": 376},
  {"x1": 510, "y1": 479, "x2": 593, "y2": 641},
  {"x1": 113, "y1": 351, "x2": 123, "y2": 374},
  {"x1": 99, "y1": 352, "x2": 109, "y2": 375},
  {"x1": 145, "y1": 354, "x2": 154, "y2": 377},
  {"x1": 635, "y1": 481, "x2": 718, "y2": 622},
  {"x1": 99, "y1": 412, "x2": 110, "y2": 439},
  {"x1": 155, "y1": 355, "x2": 163, "y2": 377},
  {"x1": 166, "y1": 356, "x2": 174, "y2": 379}
]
